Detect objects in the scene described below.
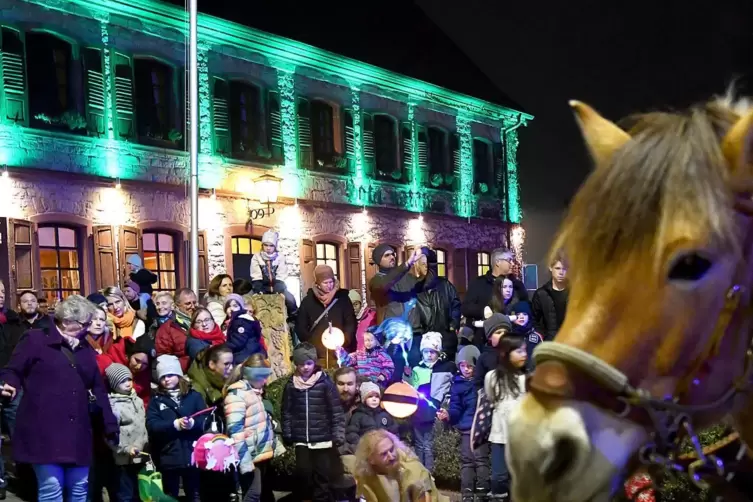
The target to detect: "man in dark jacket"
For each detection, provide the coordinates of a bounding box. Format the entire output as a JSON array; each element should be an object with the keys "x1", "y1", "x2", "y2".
[
  {"x1": 16, "y1": 290, "x2": 52, "y2": 332},
  {"x1": 532, "y1": 256, "x2": 568, "y2": 341},
  {"x1": 462, "y1": 248, "x2": 528, "y2": 348}
]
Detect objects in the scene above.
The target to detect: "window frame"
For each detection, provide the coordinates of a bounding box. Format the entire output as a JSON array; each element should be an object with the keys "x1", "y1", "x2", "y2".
[
  {"x1": 427, "y1": 126, "x2": 451, "y2": 190},
  {"x1": 133, "y1": 57, "x2": 175, "y2": 145},
  {"x1": 473, "y1": 138, "x2": 494, "y2": 195},
  {"x1": 141, "y1": 230, "x2": 179, "y2": 293},
  {"x1": 373, "y1": 113, "x2": 401, "y2": 182},
  {"x1": 477, "y1": 251, "x2": 491, "y2": 277},
  {"x1": 37, "y1": 224, "x2": 84, "y2": 305},
  {"x1": 228, "y1": 80, "x2": 266, "y2": 159},
  {"x1": 435, "y1": 248, "x2": 448, "y2": 278},
  {"x1": 310, "y1": 99, "x2": 335, "y2": 161},
  {"x1": 315, "y1": 241, "x2": 341, "y2": 281},
  {"x1": 230, "y1": 235, "x2": 262, "y2": 280}
]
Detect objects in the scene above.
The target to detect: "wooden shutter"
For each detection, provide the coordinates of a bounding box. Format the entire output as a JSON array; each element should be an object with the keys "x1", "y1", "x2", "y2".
[
  {"x1": 300, "y1": 239, "x2": 315, "y2": 296},
  {"x1": 8, "y1": 219, "x2": 38, "y2": 298},
  {"x1": 365, "y1": 242, "x2": 376, "y2": 303},
  {"x1": 0, "y1": 27, "x2": 27, "y2": 125},
  {"x1": 198, "y1": 231, "x2": 209, "y2": 295},
  {"x1": 417, "y1": 127, "x2": 428, "y2": 186},
  {"x1": 450, "y1": 133, "x2": 461, "y2": 181},
  {"x1": 297, "y1": 98, "x2": 312, "y2": 169},
  {"x1": 343, "y1": 108, "x2": 354, "y2": 158},
  {"x1": 346, "y1": 242, "x2": 363, "y2": 292},
  {"x1": 267, "y1": 89, "x2": 282, "y2": 161},
  {"x1": 92, "y1": 225, "x2": 117, "y2": 291},
  {"x1": 113, "y1": 53, "x2": 135, "y2": 139},
  {"x1": 493, "y1": 141, "x2": 505, "y2": 200},
  {"x1": 452, "y1": 248, "x2": 468, "y2": 299},
  {"x1": 213, "y1": 78, "x2": 230, "y2": 155},
  {"x1": 362, "y1": 112, "x2": 375, "y2": 176},
  {"x1": 400, "y1": 122, "x2": 412, "y2": 183},
  {"x1": 119, "y1": 226, "x2": 142, "y2": 286},
  {"x1": 82, "y1": 47, "x2": 105, "y2": 137}
]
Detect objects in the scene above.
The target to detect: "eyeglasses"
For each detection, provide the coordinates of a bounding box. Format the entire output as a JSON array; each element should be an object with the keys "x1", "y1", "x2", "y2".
[{"x1": 195, "y1": 318, "x2": 214, "y2": 327}]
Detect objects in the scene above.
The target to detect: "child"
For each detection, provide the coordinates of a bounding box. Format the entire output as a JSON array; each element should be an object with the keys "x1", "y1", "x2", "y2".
[
  {"x1": 344, "y1": 382, "x2": 398, "y2": 453},
  {"x1": 224, "y1": 294, "x2": 266, "y2": 365},
  {"x1": 224, "y1": 353, "x2": 276, "y2": 502},
  {"x1": 505, "y1": 301, "x2": 543, "y2": 371},
  {"x1": 439, "y1": 346, "x2": 489, "y2": 502},
  {"x1": 105, "y1": 363, "x2": 149, "y2": 502},
  {"x1": 250, "y1": 230, "x2": 297, "y2": 317},
  {"x1": 146, "y1": 355, "x2": 207, "y2": 501},
  {"x1": 126, "y1": 255, "x2": 158, "y2": 296},
  {"x1": 123, "y1": 280, "x2": 156, "y2": 325},
  {"x1": 348, "y1": 289, "x2": 377, "y2": 351},
  {"x1": 474, "y1": 314, "x2": 513, "y2": 391},
  {"x1": 125, "y1": 333, "x2": 156, "y2": 406},
  {"x1": 484, "y1": 334, "x2": 527, "y2": 500},
  {"x1": 335, "y1": 331, "x2": 394, "y2": 385},
  {"x1": 282, "y1": 342, "x2": 346, "y2": 501},
  {"x1": 407, "y1": 331, "x2": 455, "y2": 471}
]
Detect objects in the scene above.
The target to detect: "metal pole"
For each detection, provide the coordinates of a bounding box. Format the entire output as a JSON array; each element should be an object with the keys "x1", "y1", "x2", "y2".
[{"x1": 188, "y1": 0, "x2": 200, "y2": 293}]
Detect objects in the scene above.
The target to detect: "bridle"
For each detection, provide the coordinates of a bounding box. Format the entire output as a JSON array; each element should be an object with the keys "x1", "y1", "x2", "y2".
[{"x1": 528, "y1": 201, "x2": 753, "y2": 498}]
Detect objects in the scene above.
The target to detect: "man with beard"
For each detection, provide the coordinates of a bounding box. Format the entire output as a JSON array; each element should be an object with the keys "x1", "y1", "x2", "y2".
[
  {"x1": 16, "y1": 291, "x2": 52, "y2": 332},
  {"x1": 334, "y1": 367, "x2": 360, "y2": 502}
]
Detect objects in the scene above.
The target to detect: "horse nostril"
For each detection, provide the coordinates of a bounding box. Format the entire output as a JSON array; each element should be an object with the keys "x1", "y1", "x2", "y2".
[{"x1": 540, "y1": 437, "x2": 578, "y2": 483}]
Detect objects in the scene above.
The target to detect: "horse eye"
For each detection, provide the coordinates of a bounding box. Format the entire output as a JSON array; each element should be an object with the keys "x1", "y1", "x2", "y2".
[{"x1": 668, "y1": 254, "x2": 712, "y2": 281}]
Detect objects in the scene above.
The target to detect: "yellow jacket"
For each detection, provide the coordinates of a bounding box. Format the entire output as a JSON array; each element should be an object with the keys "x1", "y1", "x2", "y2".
[{"x1": 355, "y1": 455, "x2": 448, "y2": 502}]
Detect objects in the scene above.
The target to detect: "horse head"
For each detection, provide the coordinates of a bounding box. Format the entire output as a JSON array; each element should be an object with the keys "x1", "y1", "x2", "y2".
[{"x1": 506, "y1": 95, "x2": 753, "y2": 502}]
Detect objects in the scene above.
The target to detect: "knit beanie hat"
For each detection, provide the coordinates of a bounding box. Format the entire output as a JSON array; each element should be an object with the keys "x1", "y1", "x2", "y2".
[
  {"x1": 455, "y1": 345, "x2": 480, "y2": 367},
  {"x1": 371, "y1": 244, "x2": 394, "y2": 266},
  {"x1": 224, "y1": 293, "x2": 246, "y2": 311},
  {"x1": 125, "y1": 280, "x2": 141, "y2": 295},
  {"x1": 484, "y1": 313, "x2": 512, "y2": 340},
  {"x1": 127, "y1": 255, "x2": 143, "y2": 269},
  {"x1": 155, "y1": 354, "x2": 183, "y2": 380},
  {"x1": 420, "y1": 331, "x2": 442, "y2": 353},
  {"x1": 242, "y1": 353, "x2": 272, "y2": 381},
  {"x1": 458, "y1": 326, "x2": 474, "y2": 343},
  {"x1": 314, "y1": 264, "x2": 335, "y2": 284},
  {"x1": 360, "y1": 381, "x2": 381, "y2": 402},
  {"x1": 292, "y1": 342, "x2": 318, "y2": 365},
  {"x1": 348, "y1": 289, "x2": 362, "y2": 304},
  {"x1": 87, "y1": 292, "x2": 107, "y2": 306},
  {"x1": 261, "y1": 230, "x2": 278, "y2": 247},
  {"x1": 105, "y1": 363, "x2": 132, "y2": 390},
  {"x1": 508, "y1": 301, "x2": 532, "y2": 317}
]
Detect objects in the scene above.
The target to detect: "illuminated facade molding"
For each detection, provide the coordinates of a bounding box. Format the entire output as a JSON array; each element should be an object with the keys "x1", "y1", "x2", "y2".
[
  {"x1": 505, "y1": 128, "x2": 522, "y2": 223},
  {"x1": 455, "y1": 115, "x2": 475, "y2": 217}
]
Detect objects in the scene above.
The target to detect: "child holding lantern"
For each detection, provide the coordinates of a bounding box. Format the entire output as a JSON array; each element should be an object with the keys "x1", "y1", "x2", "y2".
[{"x1": 334, "y1": 330, "x2": 394, "y2": 385}]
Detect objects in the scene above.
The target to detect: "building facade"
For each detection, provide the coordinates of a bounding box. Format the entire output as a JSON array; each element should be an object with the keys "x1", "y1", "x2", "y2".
[{"x1": 0, "y1": 0, "x2": 532, "y2": 307}]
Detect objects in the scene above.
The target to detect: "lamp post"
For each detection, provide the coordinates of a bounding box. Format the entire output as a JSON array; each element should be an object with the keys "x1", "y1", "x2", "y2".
[{"x1": 188, "y1": 0, "x2": 200, "y2": 293}]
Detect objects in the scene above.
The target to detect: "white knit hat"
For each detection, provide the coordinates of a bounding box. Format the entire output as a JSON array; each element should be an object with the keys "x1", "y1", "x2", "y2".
[
  {"x1": 420, "y1": 331, "x2": 443, "y2": 353},
  {"x1": 261, "y1": 230, "x2": 278, "y2": 247},
  {"x1": 360, "y1": 381, "x2": 381, "y2": 402},
  {"x1": 155, "y1": 354, "x2": 183, "y2": 380}
]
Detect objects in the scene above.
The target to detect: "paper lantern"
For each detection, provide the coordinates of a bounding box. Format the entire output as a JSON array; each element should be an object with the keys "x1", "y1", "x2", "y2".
[
  {"x1": 382, "y1": 382, "x2": 419, "y2": 418},
  {"x1": 322, "y1": 323, "x2": 345, "y2": 350}
]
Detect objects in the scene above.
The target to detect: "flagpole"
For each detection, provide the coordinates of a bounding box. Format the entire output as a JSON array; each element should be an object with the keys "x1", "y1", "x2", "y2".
[{"x1": 188, "y1": 0, "x2": 200, "y2": 293}]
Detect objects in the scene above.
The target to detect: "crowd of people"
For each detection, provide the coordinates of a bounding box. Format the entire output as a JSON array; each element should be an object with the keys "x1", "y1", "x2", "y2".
[{"x1": 0, "y1": 230, "x2": 569, "y2": 502}]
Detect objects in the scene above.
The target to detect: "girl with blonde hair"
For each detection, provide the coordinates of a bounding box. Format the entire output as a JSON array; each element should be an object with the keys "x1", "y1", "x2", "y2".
[{"x1": 103, "y1": 286, "x2": 146, "y2": 341}]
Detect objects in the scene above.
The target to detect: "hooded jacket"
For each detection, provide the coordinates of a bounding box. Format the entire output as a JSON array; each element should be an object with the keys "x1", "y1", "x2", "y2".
[
  {"x1": 226, "y1": 312, "x2": 266, "y2": 365},
  {"x1": 448, "y1": 374, "x2": 476, "y2": 432},
  {"x1": 109, "y1": 390, "x2": 149, "y2": 465},
  {"x1": 250, "y1": 252, "x2": 289, "y2": 291},
  {"x1": 337, "y1": 345, "x2": 394, "y2": 384},
  {"x1": 407, "y1": 358, "x2": 456, "y2": 424},
  {"x1": 224, "y1": 380, "x2": 275, "y2": 474},
  {"x1": 146, "y1": 388, "x2": 207, "y2": 469},
  {"x1": 281, "y1": 371, "x2": 346, "y2": 446}
]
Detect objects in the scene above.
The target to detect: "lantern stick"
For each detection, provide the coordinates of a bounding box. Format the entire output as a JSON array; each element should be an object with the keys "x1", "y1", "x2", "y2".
[{"x1": 417, "y1": 391, "x2": 438, "y2": 409}]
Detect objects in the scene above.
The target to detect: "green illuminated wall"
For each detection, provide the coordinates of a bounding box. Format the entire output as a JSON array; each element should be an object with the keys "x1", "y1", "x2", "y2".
[
  {"x1": 455, "y1": 115, "x2": 475, "y2": 217},
  {"x1": 505, "y1": 128, "x2": 522, "y2": 223}
]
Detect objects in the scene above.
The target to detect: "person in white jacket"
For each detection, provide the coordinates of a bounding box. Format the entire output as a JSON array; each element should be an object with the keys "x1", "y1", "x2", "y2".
[
  {"x1": 483, "y1": 333, "x2": 527, "y2": 501},
  {"x1": 249, "y1": 230, "x2": 297, "y2": 318}
]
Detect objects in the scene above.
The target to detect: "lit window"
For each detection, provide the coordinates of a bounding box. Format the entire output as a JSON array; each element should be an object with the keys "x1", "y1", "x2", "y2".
[
  {"x1": 316, "y1": 242, "x2": 340, "y2": 279},
  {"x1": 436, "y1": 248, "x2": 447, "y2": 278},
  {"x1": 231, "y1": 236, "x2": 262, "y2": 280},
  {"x1": 478, "y1": 251, "x2": 491, "y2": 277},
  {"x1": 143, "y1": 232, "x2": 176, "y2": 292},
  {"x1": 39, "y1": 225, "x2": 82, "y2": 305}
]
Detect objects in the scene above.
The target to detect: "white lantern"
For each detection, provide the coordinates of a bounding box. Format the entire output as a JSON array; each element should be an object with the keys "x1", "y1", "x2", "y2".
[
  {"x1": 382, "y1": 382, "x2": 419, "y2": 418},
  {"x1": 322, "y1": 323, "x2": 345, "y2": 350}
]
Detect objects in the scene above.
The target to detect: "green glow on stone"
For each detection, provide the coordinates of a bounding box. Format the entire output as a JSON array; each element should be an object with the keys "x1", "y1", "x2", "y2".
[
  {"x1": 505, "y1": 128, "x2": 522, "y2": 223},
  {"x1": 408, "y1": 104, "x2": 421, "y2": 212},
  {"x1": 350, "y1": 88, "x2": 364, "y2": 204},
  {"x1": 100, "y1": 21, "x2": 114, "y2": 141},
  {"x1": 456, "y1": 115, "x2": 474, "y2": 217},
  {"x1": 198, "y1": 43, "x2": 212, "y2": 156},
  {"x1": 276, "y1": 70, "x2": 301, "y2": 197}
]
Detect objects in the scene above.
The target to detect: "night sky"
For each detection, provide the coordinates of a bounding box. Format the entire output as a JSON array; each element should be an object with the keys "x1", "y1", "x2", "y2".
[{"x1": 182, "y1": 0, "x2": 753, "y2": 273}]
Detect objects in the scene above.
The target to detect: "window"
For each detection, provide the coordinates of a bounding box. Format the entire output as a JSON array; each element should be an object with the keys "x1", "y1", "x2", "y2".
[
  {"x1": 374, "y1": 115, "x2": 399, "y2": 181},
  {"x1": 143, "y1": 232, "x2": 177, "y2": 292},
  {"x1": 311, "y1": 100, "x2": 335, "y2": 161},
  {"x1": 477, "y1": 251, "x2": 491, "y2": 276},
  {"x1": 316, "y1": 242, "x2": 340, "y2": 279},
  {"x1": 473, "y1": 139, "x2": 493, "y2": 193},
  {"x1": 436, "y1": 248, "x2": 447, "y2": 278},
  {"x1": 134, "y1": 59, "x2": 173, "y2": 141},
  {"x1": 231, "y1": 236, "x2": 262, "y2": 280},
  {"x1": 428, "y1": 127, "x2": 450, "y2": 189},
  {"x1": 229, "y1": 81, "x2": 264, "y2": 158},
  {"x1": 39, "y1": 225, "x2": 82, "y2": 305},
  {"x1": 26, "y1": 32, "x2": 75, "y2": 131}
]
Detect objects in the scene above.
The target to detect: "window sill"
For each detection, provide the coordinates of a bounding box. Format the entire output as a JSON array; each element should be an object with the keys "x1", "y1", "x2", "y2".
[{"x1": 137, "y1": 137, "x2": 185, "y2": 151}]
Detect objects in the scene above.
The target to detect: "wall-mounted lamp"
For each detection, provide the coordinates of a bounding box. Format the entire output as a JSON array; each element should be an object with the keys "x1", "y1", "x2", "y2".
[
  {"x1": 1, "y1": 165, "x2": 9, "y2": 179},
  {"x1": 362, "y1": 206, "x2": 368, "y2": 215},
  {"x1": 114, "y1": 177, "x2": 122, "y2": 189},
  {"x1": 247, "y1": 174, "x2": 282, "y2": 221},
  {"x1": 210, "y1": 188, "x2": 217, "y2": 200}
]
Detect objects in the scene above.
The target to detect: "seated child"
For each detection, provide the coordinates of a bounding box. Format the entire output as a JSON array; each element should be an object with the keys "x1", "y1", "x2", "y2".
[
  {"x1": 224, "y1": 293, "x2": 266, "y2": 365},
  {"x1": 505, "y1": 301, "x2": 543, "y2": 371},
  {"x1": 126, "y1": 255, "x2": 158, "y2": 297},
  {"x1": 344, "y1": 382, "x2": 398, "y2": 454},
  {"x1": 335, "y1": 331, "x2": 394, "y2": 385},
  {"x1": 106, "y1": 364, "x2": 149, "y2": 502},
  {"x1": 250, "y1": 230, "x2": 297, "y2": 316}
]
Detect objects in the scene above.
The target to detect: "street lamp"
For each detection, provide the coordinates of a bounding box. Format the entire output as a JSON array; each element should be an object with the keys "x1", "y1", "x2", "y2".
[{"x1": 248, "y1": 174, "x2": 282, "y2": 220}]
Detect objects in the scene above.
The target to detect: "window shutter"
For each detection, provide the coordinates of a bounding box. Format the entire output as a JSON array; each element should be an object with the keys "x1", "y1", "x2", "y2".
[
  {"x1": 118, "y1": 226, "x2": 142, "y2": 287},
  {"x1": 198, "y1": 231, "x2": 209, "y2": 296},
  {"x1": 343, "y1": 108, "x2": 355, "y2": 157},
  {"x1": 8, "y1": 218, "x2": 38, "y2": 298},
  {"x1": 400, "y1": 122, "x2": 412, "y2": 182},
  {"x1": 362, "y1": 112, "x2": 375, "y2": 176},
  {"x1": 181, "y1": 66, "x2": 189, "y2": 151},
  {"x1": 300, "y1": 239, "x2": 315, "y2": 296},
  {"x1": 417, "y1": 127, "x2": 428, "y2": 186},
  {"x1": 468, "y1": 249, "x2": 479, "y2": 280},
  {"x1": 450, "y1": 133, "x2": 461, "y2": 183},
  {"x1": 452, "y1": 248, "x2": 468, "y2": 299},
  {"x1": 82, "y1": 48, "x2": 105, "y2": 137},
  {"x1": 113, "y1": 53, "x2": 135, "y2": 139},
  {"x1": 346, "y1": 242, "x2": 363, "y2": 292},
  {"x1": 297, "y1": 98, "x2": 312, "y2": 169},
  {"x1": 92, "y1": 225, "x2": 117, "y2": 291},
  {"x1": 0, "y1": 27, "x2": 28, "y2": 125},
  {"x1": 493, "y1": 141, "x2": 505, "y2": 199},
  {"x1": 365, "y1": 242, "x2": 376, "y2": 303},
  {"x1": 267, "y1": 89, "x2": 282, "y2": 161},
  {"x1": 212, "y1": 78, "x2": 230, "y2": 155}
]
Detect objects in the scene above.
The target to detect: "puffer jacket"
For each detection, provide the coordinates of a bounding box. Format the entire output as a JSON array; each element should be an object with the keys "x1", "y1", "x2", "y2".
[
  {"x1": 337, "y1": 345, "x2": 394, "y2": 385},
  {"x1": 226, "y1": 313, "x2": 265, "y2": 365},
  {"x1": 344, "y1": 403, "x2": 398, "y2": 453},
  {"x1": 146, "y1": 389, "x2": 207, "y2": 469},
  {"x1": 474, "y1": 345, "x2": 499, "y2": 391},
  {"x1": 155, "y1": 315, "x2": 191, "y2": 372},
  {"x1": 407, "y1": 359, "x2": 456, "y2": 424},
  {"x1": 224, "y1": 380, "x2": 275, "y2": 474},
  {"x1": 281, "y1": 371, "x2": 345, "y2": 446},
  {"x1": 447, "y1": 375, "x2": 476, "y2": 432},
  {"x1": 109, "y1": 390, "x2": 149, "y2": 465}
]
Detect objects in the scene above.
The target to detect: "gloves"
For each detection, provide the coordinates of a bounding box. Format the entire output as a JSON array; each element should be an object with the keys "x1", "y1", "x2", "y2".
[{"x1": 483, "y1": 306, "x2": 493, "y2": 319}]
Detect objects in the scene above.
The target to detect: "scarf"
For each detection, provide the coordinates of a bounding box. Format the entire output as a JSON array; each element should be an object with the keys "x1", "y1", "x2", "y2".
[
  {"x1": 0, "y1": 311, "x2": 6, "y2": 325},
  {"x1": 260, "y1": 250, "x2": 278, "y2": 262},
  {"x1": 111, "y1": 309, "x2": 137, "y2": 340},
  {"x1": 61, "y1": 332, "x2": 80, "y2": 351},
  {"x1": 86, "y1": 332, "x2": 113, "y2": 355},
  {"x1": 166, "y1": 388, "x2": 182, "y2": 405},
  {"x1": 174, "y1": 310, "x2": 191, "y2": 331},
  {"x1": 157, "y1": 314, "x2": 172, "y2": 326},
  {"x1": 293, "y1": 370, "x2": 322, "y2": 390},
  {"x1": 189, "y1": 324, "x2": 225, "y2": 346},
  {"x1": 313, "y1": 280, "x2": 339, "y2": 307}
]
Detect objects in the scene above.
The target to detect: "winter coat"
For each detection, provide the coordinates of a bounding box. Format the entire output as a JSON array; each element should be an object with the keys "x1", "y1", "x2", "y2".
[
  {"x1": 532, "y1": 280, "x2": 568, "y2": 341},
  {"x1": 146, "y1": 389, "x2": 207, "y2": 470},
  {"x1": 296, "y1": 288, "x2": 357, "y2": 358},
  {"x1": 155, "y1": 316, "x2": 191, "y2": 372},
  {"x1": 355, "y1": 454, "x2": 443, "y2": 502},
  {"x1": 344, "y1": 404, "x2": 398, "y2": 453},
  {"x1": 0, "y1": 327, "x2": 118, "y2": 466},
  {"x1": 355, "y1": 307, "x2": 377, "y2": 351},
  {"x1": 250, "y1": 252, "x2": 289, "y2": 292},
  {"x1": 202, "y1": 294, "x2": 227, "y2": 327},
  {"x1": 97, "y1": 337, "x2": 153, "y2": 406},
  {"x1": 462, "y1": 271, "x2": 528, "y2": 347},
  {"x1": 130, "y1": 268, "x2": 158, "y2": 295},
  {"x1": 447, "y1": 375, "x2": 476, "y2": 432},
  {"x1": 0, "y1": 309, "x2": 25, "y2": 368},
  {"x1": 225, "y1": 313, "x2": 265, "y2": 365},
  {"x1": 18, "y1": 313, "x2": 53, "y2": 333},
  {"x1": 407, "y1": 359, "x2": 456, "y2": 424},
  {"x1": 224, "y1": 380, "x2": 275, "y2": 474},
  {"x1": 485, "y1": 371, "x2": 526, "y2": 444},
  {"x1": 281, "y1": 371, "x2": 346, "y2": 446},
  {"x1": 415, "y1": 277, "x2": 461, "y2": 334},
  {"x1": 336, "y1": 345, "x2": 394, "y2": 384},
  {"x1": 187, "y1": 354, "x2": 226, "y2": 406},
  {"x1": 109, "y1": 390, "x2": 149, "y2": 465},
  {"x1": 474, "y1": 345, "x2": 499, "y2": 391},
  {"x1": 368, "y1": 264, "x2": 436, "y2": 328}
]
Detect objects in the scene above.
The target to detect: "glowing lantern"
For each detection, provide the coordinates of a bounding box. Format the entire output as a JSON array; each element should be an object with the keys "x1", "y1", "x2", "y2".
[
  {"x1": 382, "y1": 382, "x2": 419, "y2": 418},
  {"x1": 322, "y1": 323, "x2": 345, "y2": 350}
]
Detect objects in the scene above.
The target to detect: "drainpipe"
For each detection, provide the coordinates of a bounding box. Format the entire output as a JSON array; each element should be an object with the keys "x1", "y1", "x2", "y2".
[
  {"x1": 501, "y1": 113, "x2": 524, "y2": 249},
  {"x1": 188, "y1": 0, "x2": 200, "y2": 293}
]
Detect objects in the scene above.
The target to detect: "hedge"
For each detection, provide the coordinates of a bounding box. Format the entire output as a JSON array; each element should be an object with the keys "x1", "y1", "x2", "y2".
[{"x1": 264, "y1": 372, "x2": 726, "y2": 501}]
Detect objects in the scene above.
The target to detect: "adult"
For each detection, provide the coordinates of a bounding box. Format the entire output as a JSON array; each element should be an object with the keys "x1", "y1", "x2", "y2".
[
  {"x1": 187, "y1": 343, "x2": 234, "y2": 407},
  {"x1": 490, "y1": 277, "x2": 524, "y2": 315},
  {"x1": 462, "y1": 248, "x2": 528, "y2": 348},
  {"x1": 532, "y1": 254, "x2": 569, "y2": 341},
  {"x1": 334, "y1": 366, "x2": 360, "y2": 419},
  {"x1": 354, "y1": 429, "x2": 446, "y2": 502},
  {"x1": 296, "y1": 265, "x2": 357, "y2": 358},
  {"x1": 185, "y1": 306, "x2": 226, "y2": 359},
  {"x1": 412, "y1": 255, "x2": 461, "y2": 361},
  {"x1": 88, "y1": 304, "x2": 116, "y2": 374},
  {"x1": 0, "y1": 295, "x2": 118, "y2": 502},
  {"x1": 17, "y1": 290, "x2": 52, "y2": 332},
  {"x1": 204, "y1": 273, "x2": 233, "y2": 327},
  {"x1": 146, "y1": 291, "x2": 175, "y2": 340},
  {"x1": 104, "y1": 286, "x2": 146, "y2": 341},
  {"x1": 155, "y1": 288, "x2": 198, "y2": 372}
]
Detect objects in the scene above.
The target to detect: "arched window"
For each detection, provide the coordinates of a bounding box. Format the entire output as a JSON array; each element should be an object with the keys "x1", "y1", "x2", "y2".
[
  {"x1": 38, "y1": 225, "x2": 83, "y2": 304},
  {"x1": 231, "y1": 236, "x2": 262, "y2": 280},
  {"x1": 142, "y1": 231, "x2": 177, "y2": 292},
  {"x1": 134, "y1": 58, "x2": 173, "y2": 142},
  {"x1": 315, "y1": 242, "x2": 340, "y2": 280},
  {"x1": 26, "y1": 32, "x2": 76, "y2": 131},
  {"x1": 374, "y1": 114, "x2": 399, "y2": 181}
]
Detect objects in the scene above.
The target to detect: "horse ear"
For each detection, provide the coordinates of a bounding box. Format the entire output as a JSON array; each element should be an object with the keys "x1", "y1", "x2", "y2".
[
  {"x1": 569, "y1": 100, "x2": 630, "y2": 168},
  {"x1": 722, "y1": 108, "x2": 753, "y2": 174}
]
